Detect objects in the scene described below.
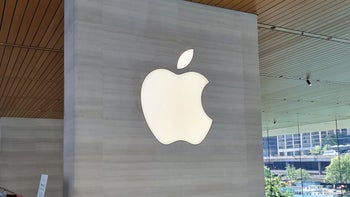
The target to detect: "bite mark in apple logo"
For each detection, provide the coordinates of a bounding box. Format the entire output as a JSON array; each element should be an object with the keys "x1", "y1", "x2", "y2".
[{"x1": 141, "y1": 49, "x2": 213, "y2": 145}]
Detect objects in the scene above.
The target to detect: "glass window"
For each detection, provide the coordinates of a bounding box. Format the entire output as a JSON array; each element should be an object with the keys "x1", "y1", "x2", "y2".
[
  {"x1": 263, "y1": 126, "x2": 350, "y2": 197},
  {"x1": 278, "y1": 135, "x2": 285, "y2": 149}
]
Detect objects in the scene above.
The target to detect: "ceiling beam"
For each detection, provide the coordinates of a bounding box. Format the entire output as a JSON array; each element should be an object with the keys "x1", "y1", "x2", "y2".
[
  {"x1": 0, "y1": 42, "x2": 63, "y2": 53},
  {"x1": 258, "y1": 23, "x2": 350, "y2": 45}
]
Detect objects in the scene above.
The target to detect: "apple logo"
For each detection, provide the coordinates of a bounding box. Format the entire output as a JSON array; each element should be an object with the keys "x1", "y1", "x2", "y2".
[{"x1": 141, "y1": 49, "x2": 213, "y2": 145}]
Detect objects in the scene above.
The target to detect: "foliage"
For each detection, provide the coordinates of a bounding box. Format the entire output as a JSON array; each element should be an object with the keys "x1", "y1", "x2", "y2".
[
  {"x1": 265, "y1": 175, "x2": 293, "y2": 197},
  {"x1": 286, "y1": 164, "x2": 298, "y2": 181},
  {"x1": 323, "y1": 144, "x2": 331, "y2": 151},
  {"x1": 265, "y1": 165, "x2": 272, "y2": 178},
  {"x1": 299, "y1": 168, "x2": 311, "y2": 180},
  {"x1": 264, "y1": 166, "x2": 294, "y2": 197},
  {"x1": 325, "y1": 154, "x2": 350, "y2": 184},
  {"x1": 285, "y1": 164, "x2": 311, "y2": 181},
  {"x1": 310, "y1": 145, "x2": 322, "y2": 155}
]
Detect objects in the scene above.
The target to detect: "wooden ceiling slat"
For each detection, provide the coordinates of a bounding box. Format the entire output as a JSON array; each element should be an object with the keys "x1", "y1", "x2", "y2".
[
  {"x1": 24, "y1": 51, "x2": 50, "y2": 79},
  {"x1": 306, "y1": 9, "x2": 350, "y2": 35},
  {"x1": 15, "y1": 0, "x2": 40, "y2": 45},
  {"x1": 31, "y1": 0, "x2": 62, "y2": 46},
  {"x1": 19, "y1": 82, "x2": 56, "y2": 117},
  {"x1": 39, "y1": 4, "x2": 63, "y2": 48},
  {"x1": 258, "y1": 0, "x2": 303, "y2": 23},
  {"x1": 0, "y1": 0, "x2": 63, "y2": 118},
  {"x1": 4, "y1": 47, "x2": 21, "y2": 77},
  {"x1": 284, "y1": 1, "x2": 350, "y2": 31},
  {"x1": 31, "y1": 52, "x2": 60, "y2": 80},
  {"x1": 43, "y1": 55, "x2": 63, "y2": 80},
  {"x1": 0, "y1": 48, "x2": 28, "y2": 106},
  {"x1": 202, "y1": 0, "x2": 214, "y2": 3},
  {"x1": 244, "y1": 0, "x2": 259, "y2": 13},
  {"x1": 261, "y1": 42, "x2": 350, "y2": 77},
  {"x1": 2, "y1": 0, "x2": 350, "y2": 122},
  {"x1": 45, "y1": 32, "x2": 62, "y2": 49},
  {"x1": 39, "y1": 103, "x2": 63, "y2": 118},
  {"x1": 7, "y1": 0, "x2": 28, "y2": 43},
  {"x1": 22, "y1": 0, "x2": 51, "y2": 46},
  {"x1": 43, "y1": 19, "x2": 63, "y2": 49},
  {"x1": 0, "y1": 78, "x2": 10, "y2": 108},
  {"x1": 223, "y1": 0, "x2": 245, "y2": 10},
  {"x1": 7, "y1": 78, "x2": 51, "y2": 114},
  {"x1": 14, "y1": 49, "x2": 37, "y2": 78},
  {"x1": 261, "y1": 37, "x2": 350, "y2": 66},
  {"x1": 20, "y1": 75, "x2": 63, "y2": 117},
  {"x1": 7, "y1": 50, "x2": 44, "y2": 117},
  {"x1": 214, "y1": 0, "x2": 238, "y2": 8},
  {"x1": 3, "y1": 78, "x2": 23, "y2": 110},
  {"x1": 51, "y1": 33, "x2": 64, "y2": 49},
  {"x1": 0, "y1": 1, "x2": 5, "y2": 26},
  {"x1": 3, "y1": 52, "x2": 61, "y2": 112},
  {"x1": 25, "y1": 80, "x2": 63, "y2": 117},
  {"x1": 12, "y1": 51, "x2": 46, "y2": 100},
  {"x1": 205, "y1": 0, "x2": 223, "y2": 6},
  {"x1": 0, "y1": 0, "x2": 17, "y2": 42},
  {"x1": 41, "y1": 88, "x2": 63, "y2": 112},
  {"x1": 258, "y1": 30, "x2": 297, "y2": 46},
  {"x1": 13, "y1": 53, "x2": 61, "y2": 116},
  {"x1": 230, "y1": 0, "x2": 256, "y2": 13},
  {"x1": 259, "y1": 35, "x2": 304, "y2": 57},
  {"x1": 0, "y1": 47, "x2": 15, "y2": 100},
  {"x1": 272, "y1": 1, "x2": 344, "y2": 30},
  {"x1": 5, "y1": 103, "x2": 37, "y2": 116},
  {"x1": 20, "y1": 52, "x2": 57, "y2": 97},
  {"x1": 255, "y1": 0, "x2": 284, "y2": 16},
  {"x1": 270, "y1": 51, "x2": 350, "y2": 78},
  {"x1": 1, "y1": 78, "x2": 15, "y2": 107},
  {"x1": 193, "y1": 0, "x2": 350, "y2": 129},
  {"x1": 0, "y1": 46, "x2": 7, "y2": 77},
  {"x1": 5, "y1": 97, "x2": 60, "y2": 118}
]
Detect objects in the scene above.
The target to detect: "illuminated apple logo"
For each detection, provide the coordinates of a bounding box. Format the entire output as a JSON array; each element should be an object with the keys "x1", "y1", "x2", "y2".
[{"x1": 141, "y1": 49, "x2": 213, "y2": 145}]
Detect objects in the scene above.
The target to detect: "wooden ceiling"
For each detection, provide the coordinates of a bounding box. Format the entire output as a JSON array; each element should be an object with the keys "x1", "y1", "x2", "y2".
[
  {"x1": 2, "y1": 0, "x2": 350, "y2": 131},
  {"x1": 0, "y1": 0, "x2": 63, "y2": 119},
  {"x1": 193, "y1": 0, "x2": 350, "y2": 131}
]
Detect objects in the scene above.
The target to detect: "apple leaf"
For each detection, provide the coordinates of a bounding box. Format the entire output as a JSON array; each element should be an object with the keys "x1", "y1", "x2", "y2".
[{"x1": 177, "y1": 49, "x2": 194, "y2": 69}]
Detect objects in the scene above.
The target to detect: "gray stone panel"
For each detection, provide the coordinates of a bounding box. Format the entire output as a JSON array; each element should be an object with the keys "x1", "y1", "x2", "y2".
[
  {"x1": 0, "y1": 118, "x2": 63, "y2": 197},
  {"x1": 65, "y1": 0, "x2": 264, "y2": 196}
]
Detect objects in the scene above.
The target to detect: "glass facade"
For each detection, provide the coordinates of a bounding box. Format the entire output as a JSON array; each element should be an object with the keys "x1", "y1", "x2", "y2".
[{"x1": 263, "y1": 127, "x2": 350, "y2": 197}]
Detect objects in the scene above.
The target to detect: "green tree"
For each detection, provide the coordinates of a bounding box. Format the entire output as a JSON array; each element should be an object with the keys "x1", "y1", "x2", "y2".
[
  {"x1": 323, "y1": 144, "x2": 331, "y2": 151},
  {"x1": 325, "y1": 154, "x2": 350, "y2": 184},
  {"x1": 286, "y1": 164, "x2": 297, "y2": 181},
  {"x1": 264, "y1": 166, "x2": 293, "y2": 197},
  {"x1": 310, "y1": 145, "x2": 322, "y2": 155},
  {"x1": 285, "y1": 164, "x2": 311, "y2": 181},
  {"x1": 265, "y1": 175, "x2": 293, "y2": 197},
  {"x1": 265, "y1": 165, "x2": 271, "y2": 178},
  {"x1": 299, "y1": 169, "x2": 311, "y2": 180}
]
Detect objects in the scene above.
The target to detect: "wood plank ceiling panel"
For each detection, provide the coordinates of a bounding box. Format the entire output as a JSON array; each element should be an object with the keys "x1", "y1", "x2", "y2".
[
  {"x1": 192, "y1": 0, "x2": 350, "y2": 131},
  {"x1": 1, "y1": 0, "x2": 349, "y2": 128},
  {"x1": 0, "y1": 0, "x2": 63, "y2": 119}
]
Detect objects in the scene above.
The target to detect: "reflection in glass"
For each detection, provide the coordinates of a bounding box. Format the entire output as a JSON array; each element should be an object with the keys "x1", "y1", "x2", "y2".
[{"x1": 263, "y1": 121, "x2": 350, "y2": 196}]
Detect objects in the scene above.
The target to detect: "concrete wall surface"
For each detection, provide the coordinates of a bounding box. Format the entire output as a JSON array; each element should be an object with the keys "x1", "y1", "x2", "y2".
[
  {"x1": 65, "y1": 0, "x2": 264, "y2": 196},
  {"x1": 0, "y1": 118, "x2": 63, "y2": 197}
]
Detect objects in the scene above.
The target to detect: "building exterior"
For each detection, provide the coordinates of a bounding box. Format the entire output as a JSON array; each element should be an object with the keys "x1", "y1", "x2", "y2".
[{"x1": 263, "y1": 129, "x2": 350, "y2": 157}]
